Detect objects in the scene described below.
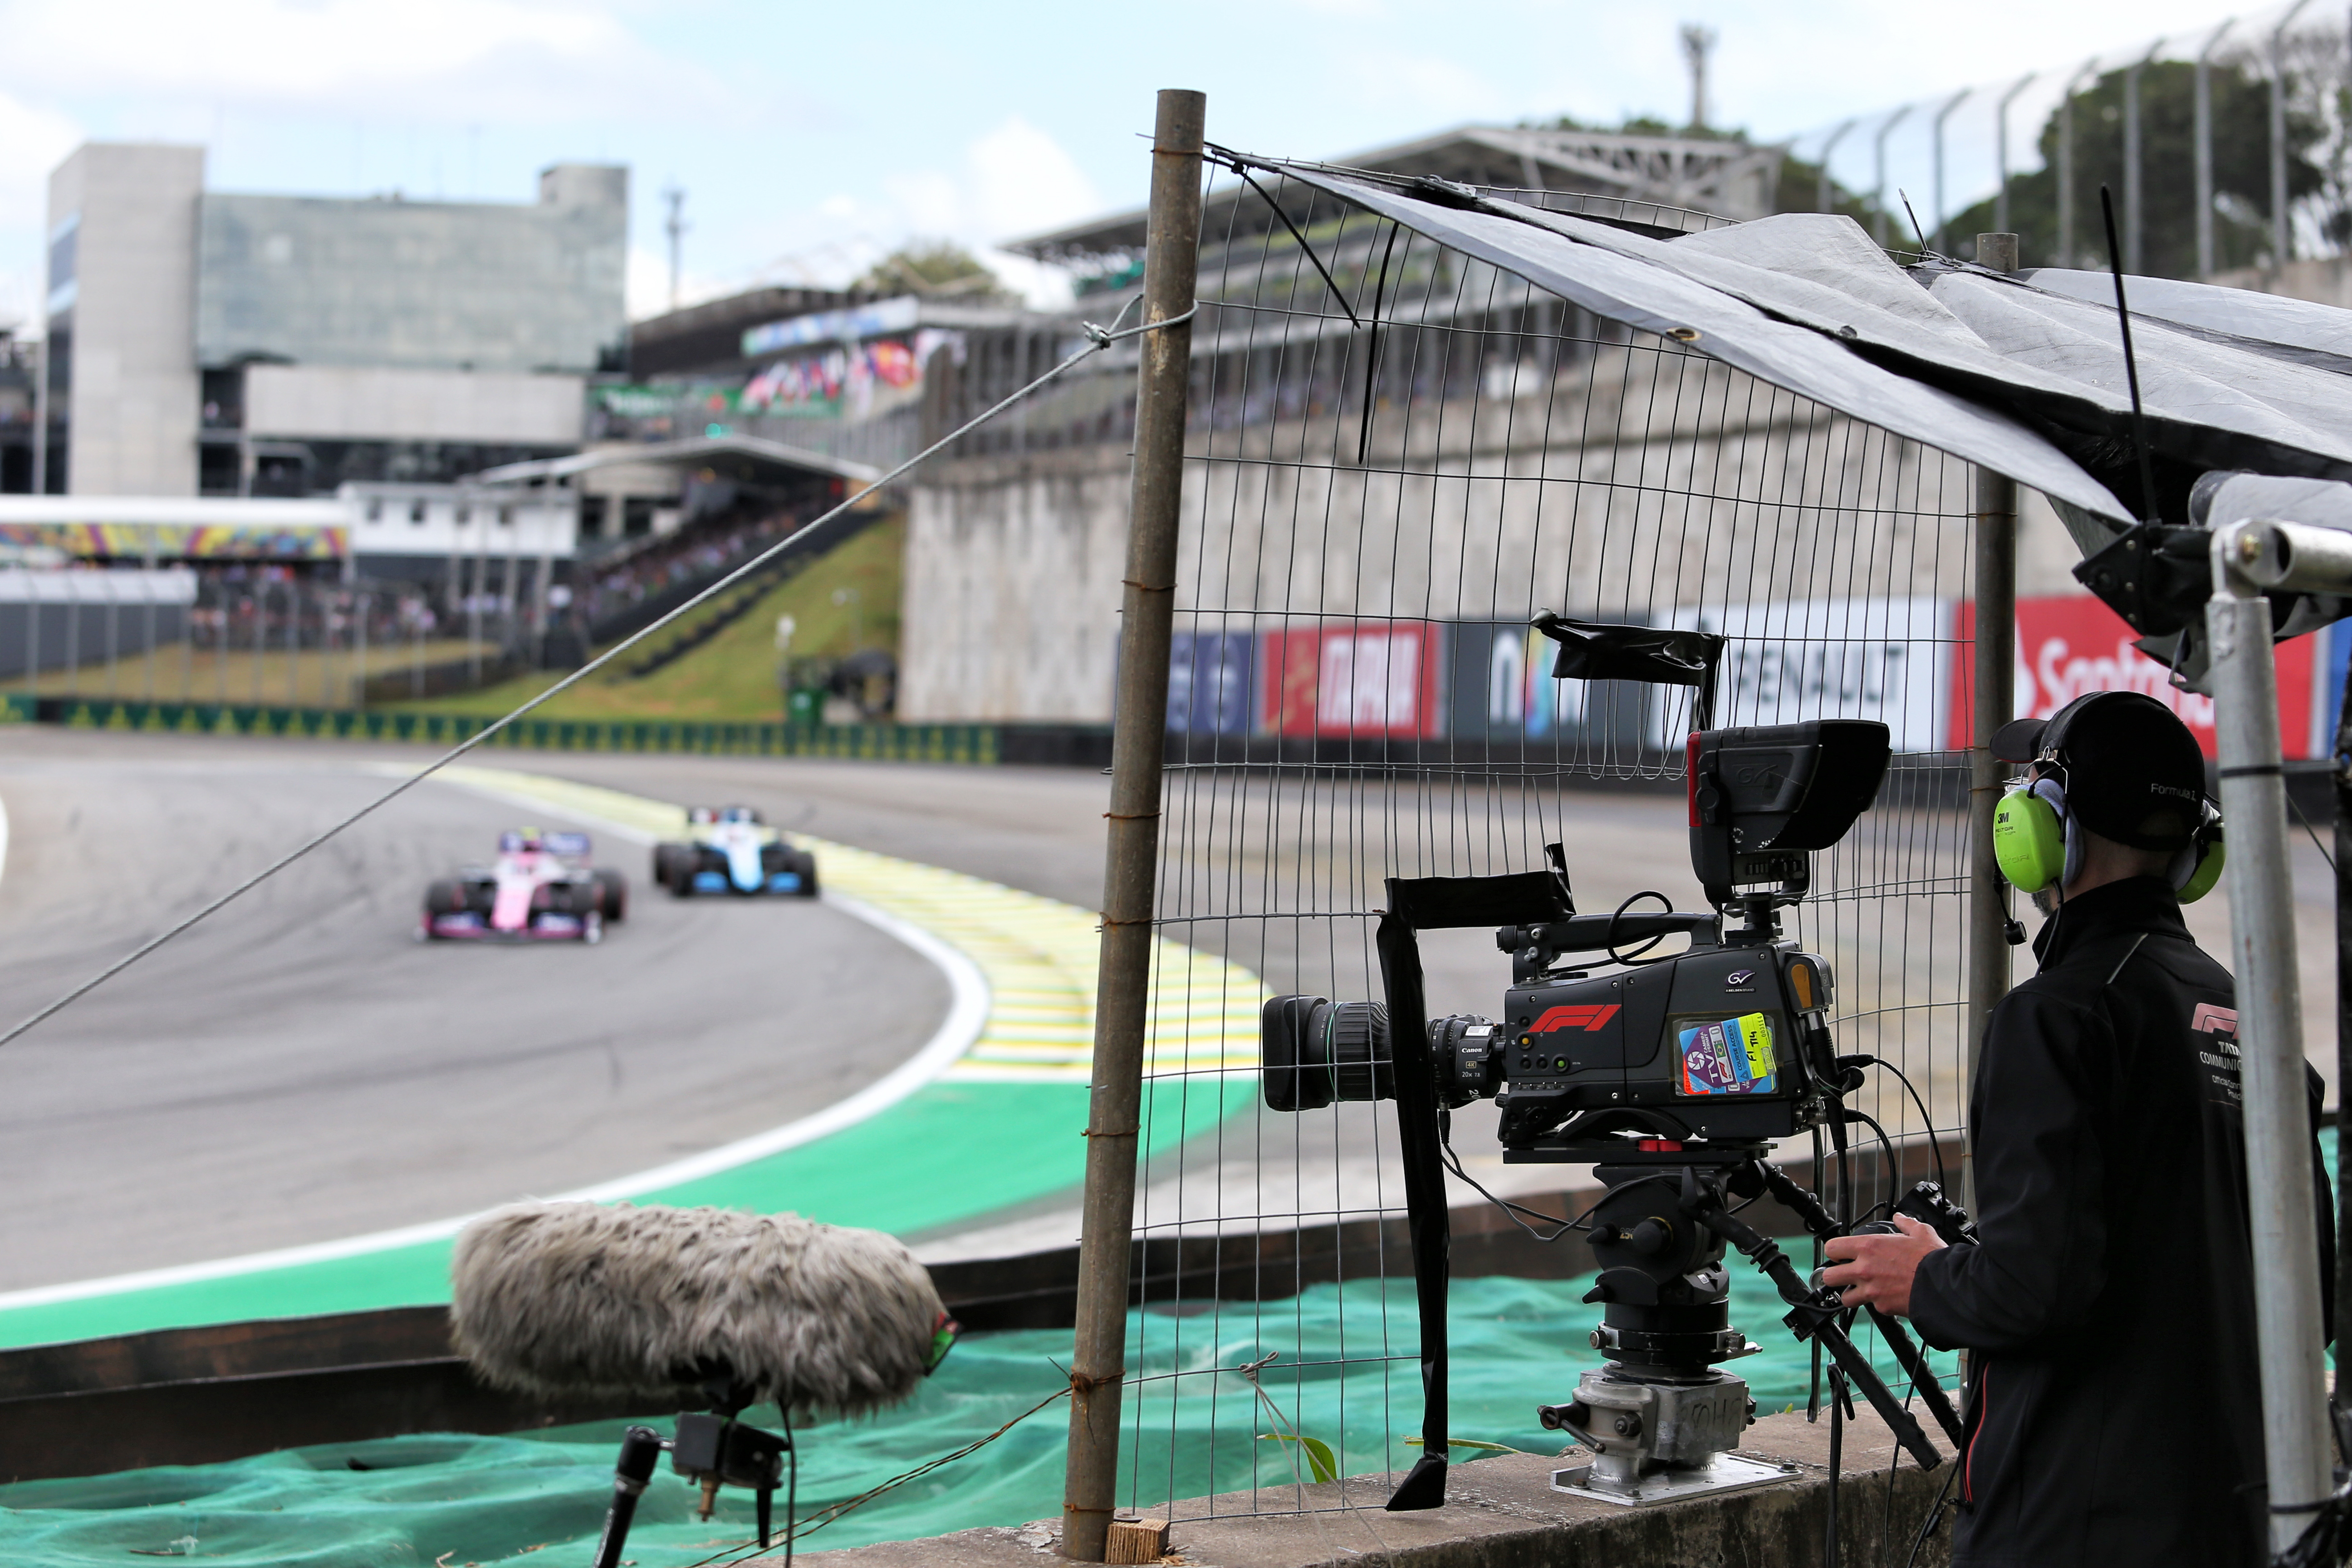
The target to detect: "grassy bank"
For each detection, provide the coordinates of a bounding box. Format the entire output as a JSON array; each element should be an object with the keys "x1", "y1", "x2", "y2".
[
  {"x1": 12, "y1": 637, "x2": 498, "y2": 710},
  {"x1": 377, "y1": 514, "x2": 904, "y2": 722}
]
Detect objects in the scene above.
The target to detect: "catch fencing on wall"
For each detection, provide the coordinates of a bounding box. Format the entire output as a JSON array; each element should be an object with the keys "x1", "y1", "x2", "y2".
[{"x1": 1109, "y1": 158, "x2": 1992, "y2": 1519}]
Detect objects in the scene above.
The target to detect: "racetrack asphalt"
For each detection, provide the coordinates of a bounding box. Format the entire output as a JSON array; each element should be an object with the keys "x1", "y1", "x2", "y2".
[{"x1": 0, "y1": 729, "x2": 968, "y2": 1294}]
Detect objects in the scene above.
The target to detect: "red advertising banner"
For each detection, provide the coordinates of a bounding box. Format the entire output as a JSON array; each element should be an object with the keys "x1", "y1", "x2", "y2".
[
  {"x1": 1263, "y1": 623, "x2": 1445, "y2": 738},
  {"x1": 1951, "y1": 595, "x2": 2315, "y2": 760}
]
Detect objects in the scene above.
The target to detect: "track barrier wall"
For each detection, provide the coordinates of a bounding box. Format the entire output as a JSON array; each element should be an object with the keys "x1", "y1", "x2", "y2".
[{"x1": 0, "y1": 692, "x2": 1011, "y2": 764}]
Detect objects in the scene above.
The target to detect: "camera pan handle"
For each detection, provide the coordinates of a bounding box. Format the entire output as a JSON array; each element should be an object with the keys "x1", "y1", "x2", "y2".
[{"x1": 1691, "y1": 1202, "x2": 1943, "y2": 1472}]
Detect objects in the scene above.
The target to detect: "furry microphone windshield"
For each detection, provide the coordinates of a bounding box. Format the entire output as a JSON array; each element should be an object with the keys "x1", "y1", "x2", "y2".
[{"x1": 450, "y1": 1200, "x2": 947, "y2": 1418}]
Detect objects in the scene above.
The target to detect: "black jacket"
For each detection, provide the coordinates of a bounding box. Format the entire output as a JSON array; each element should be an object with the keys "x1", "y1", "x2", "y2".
[{"x1": 1908, "y1": 876, "x2": 2332, "y2": 1568}]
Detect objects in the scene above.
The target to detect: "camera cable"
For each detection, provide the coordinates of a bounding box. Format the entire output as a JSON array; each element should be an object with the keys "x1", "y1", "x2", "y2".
[
  {"x1": 1436, "y1": 1138, "x2": 1583, "y2": 1243},
  {"x1": 1602, "y1": 889, "x2": 1678, "y2": 966},
  {"x1": 1841, "y1": 1107, "x2": 1908, "y2": 1211},
  {"x1": 1901, "y1": 1465, "x2": 1959, "y2": 1568},
  {"x1": 1836, "y1": 1056, "x2": 1949, "y2": 1195}
]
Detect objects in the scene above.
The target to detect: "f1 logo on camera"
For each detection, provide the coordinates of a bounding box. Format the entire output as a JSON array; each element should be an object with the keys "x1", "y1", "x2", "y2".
[{"x1": 1531, "y1": 1004, "x2": 1620, "y2": 1034}]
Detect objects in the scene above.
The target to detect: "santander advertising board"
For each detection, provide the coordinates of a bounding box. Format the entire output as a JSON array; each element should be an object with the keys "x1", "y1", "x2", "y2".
[{"x1": 1954, "y1": 596, "x2": 2317, "y2": 760}]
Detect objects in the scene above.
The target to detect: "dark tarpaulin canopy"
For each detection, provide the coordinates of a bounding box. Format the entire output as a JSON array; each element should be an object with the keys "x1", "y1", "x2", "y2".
[
  {"x1": 1283, "y1": 169, "x2": 2352, "y2": 528},
  {"x1": 1277, "y1": 165, "x2": 2352, "y2": 681}
]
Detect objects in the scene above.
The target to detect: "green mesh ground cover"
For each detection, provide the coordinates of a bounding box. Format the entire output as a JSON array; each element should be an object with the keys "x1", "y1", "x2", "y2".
[{"x1": 0, "y1": 1267, "x2": 1958, "y2": 1568}]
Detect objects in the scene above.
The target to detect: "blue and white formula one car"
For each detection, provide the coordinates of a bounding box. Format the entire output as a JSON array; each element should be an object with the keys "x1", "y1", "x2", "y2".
[
  {"x1": 652, "y1": 806, "x2": 819, "y2": 898},
  {"x1": 419, "y1": 829, "x2": 628, "y2": 943}
]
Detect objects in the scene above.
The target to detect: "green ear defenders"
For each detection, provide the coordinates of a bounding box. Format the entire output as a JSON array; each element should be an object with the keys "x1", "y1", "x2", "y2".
[
  {"x1": 1992, "y1": 776, "x2": 2074, "y2": 894},
  {"x1": 1995, "y1": 777, "x2": 2225, "y2": 899},
  {"x1": 2170, "y1": 808, "x2": 2226, "y2": 903},
  {"x1": 1990, "y1": 694, "x2": 2225, "y2": 901}
]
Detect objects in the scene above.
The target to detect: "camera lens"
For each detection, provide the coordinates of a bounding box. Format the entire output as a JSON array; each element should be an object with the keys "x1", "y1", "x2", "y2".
[
  {"x1": 1260, "y1": 995, "x2": 1392, "y2": 1110},
  {"x1": 1324, "y1": 1001, "x2": 1392, "y2": 1102}
]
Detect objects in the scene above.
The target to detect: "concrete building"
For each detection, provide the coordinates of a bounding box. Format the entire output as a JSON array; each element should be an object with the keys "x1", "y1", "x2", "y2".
[
  {"x1": 0, "y1": 487, "x2": 578, "y2": 583},
  {"x1": 36, "y1": 143, "x2": 625, "y2": 500}
]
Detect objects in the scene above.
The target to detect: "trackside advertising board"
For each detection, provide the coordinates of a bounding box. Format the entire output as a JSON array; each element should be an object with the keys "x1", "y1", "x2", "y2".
[
  {"x1": 1952, "y1": 597, "x2": 2323, "y2": 760},
  {"x1": 1659, "y1": 598, "x2": 1954, "y2": 753},
  {"x1": 1447, "y1": 620, "x2": 1661, "y2": 747},
  {"x1": 1261, "y1": 623, "x2": 1446, "y2": 739},
  {"x1": 1165, "y1": 599, "x2": 2350, "y2": 755},
  {"x1": 1167, "y1": 630, "x2": 1257, "y2": 735}
]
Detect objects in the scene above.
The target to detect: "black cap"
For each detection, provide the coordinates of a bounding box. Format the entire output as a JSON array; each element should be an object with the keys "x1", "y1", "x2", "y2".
[{"x1": 1993, "y1": 692, "x2": 2206, "y2": 850}]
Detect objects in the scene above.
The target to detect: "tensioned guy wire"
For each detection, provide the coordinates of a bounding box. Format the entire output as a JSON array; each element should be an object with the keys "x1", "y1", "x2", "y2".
[{"x1": 0, "y1": 300, "x2": 1194, "y2": 1052}]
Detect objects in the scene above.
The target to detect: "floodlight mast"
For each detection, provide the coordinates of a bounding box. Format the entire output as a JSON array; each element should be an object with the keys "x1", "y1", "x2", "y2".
[{"x1": 2206, "y1": 514, "x2": 2342, "y2": 1554}]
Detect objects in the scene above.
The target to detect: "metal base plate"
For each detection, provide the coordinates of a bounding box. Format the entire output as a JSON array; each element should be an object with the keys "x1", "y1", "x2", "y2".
[{"x1": 1551, "y1": 1452, "x2": 1801, "y2": 1507}]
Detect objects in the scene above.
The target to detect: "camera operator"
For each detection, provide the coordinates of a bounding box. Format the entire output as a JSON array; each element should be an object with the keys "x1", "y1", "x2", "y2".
[{"x1": 1821, "y1": 690, "x2": 2332, "y2": 1566}]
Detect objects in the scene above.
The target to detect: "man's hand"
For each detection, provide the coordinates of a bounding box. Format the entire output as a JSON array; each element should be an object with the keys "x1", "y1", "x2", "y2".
[{"x1": 1819, "y1": 1214, "x2": 1945, "y2": 1318}]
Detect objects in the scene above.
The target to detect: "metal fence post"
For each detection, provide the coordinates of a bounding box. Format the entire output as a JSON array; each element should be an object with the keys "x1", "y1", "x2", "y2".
[
  {"x1": 2337, "y1": 618, "x2": 2352, "y2": 1406},
  {"x1": 2272, "y1": 0, "x2": 2315, "y2": 270},
  {"x1": 1965, "y1": 234, "x2": 2021, "y2": 1229},
  {"x1": 2209, "y1": 523, "x2": 2333, "y2": 1553},
  {"x1": 2197, "y1": 21, "x2": 2236, "y2": 279},
  {"x1": 1060, "y1": 85, "x2": 1203, "y2": 1563}
]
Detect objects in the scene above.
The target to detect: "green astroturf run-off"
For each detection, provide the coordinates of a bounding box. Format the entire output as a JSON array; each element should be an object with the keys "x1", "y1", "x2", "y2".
[{"x1": 0, "y1": 1082, "x2": 1137, "y2": 1349}]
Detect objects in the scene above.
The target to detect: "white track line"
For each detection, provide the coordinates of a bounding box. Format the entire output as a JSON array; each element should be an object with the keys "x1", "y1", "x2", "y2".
[{"x1": 0, "y1": 771, "x2": 989, "y2": 1315}]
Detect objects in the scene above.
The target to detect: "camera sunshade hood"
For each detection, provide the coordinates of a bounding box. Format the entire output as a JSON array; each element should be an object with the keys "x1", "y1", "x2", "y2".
[
  {"x1": 1531, "y1": 614, "x2": 1727, "y2": 731},
  {"x1": 1690, "y1": 721, "x2": 1891, "y2": 909}
]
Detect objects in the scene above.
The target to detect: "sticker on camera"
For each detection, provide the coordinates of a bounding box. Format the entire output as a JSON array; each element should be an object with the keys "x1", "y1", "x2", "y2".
[{"x1": 1677, "y1": 1013, "x2": 1776, "y2": 1096}]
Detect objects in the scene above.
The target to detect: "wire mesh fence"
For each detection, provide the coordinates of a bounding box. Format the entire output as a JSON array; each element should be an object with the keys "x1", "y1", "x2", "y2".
[{"x1": 1119, "y1": 162, "x2": 1981, "y2": 1517}]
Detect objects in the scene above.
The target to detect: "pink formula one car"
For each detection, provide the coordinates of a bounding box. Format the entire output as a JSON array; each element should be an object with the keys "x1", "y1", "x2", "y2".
[{"x1": 419, "y1": 828, "x2": 627, "y2": 943}]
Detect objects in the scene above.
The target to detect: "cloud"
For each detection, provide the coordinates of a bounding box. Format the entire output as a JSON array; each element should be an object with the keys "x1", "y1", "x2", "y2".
[
  {"x1": 868, "y1": 116, "x2": 1102, "y2": 248},
  {"x1": 967, "y1": 117, "x2": 1102, "y2": 243},
  {"x1": 0, "y1": 88, "x2": 80, "y2": 214},
  {"x1": 0, "y1": 88, "x2": 83, "y2": 330},
  {"x1": 0, "y1": 0, "x2": 724, "y2": 125},
  {"x1": 1328, "y1": 48, "x2": 1501, "y2": 126},
  {"x1": 626, "y1": 245, "x2": 738, "y2": 322}
]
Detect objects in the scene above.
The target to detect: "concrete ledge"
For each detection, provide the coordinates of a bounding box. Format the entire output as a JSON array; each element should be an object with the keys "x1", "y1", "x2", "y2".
[{"x1": 779, "y1": 1408, "x2": 1951, "y2": 1568}]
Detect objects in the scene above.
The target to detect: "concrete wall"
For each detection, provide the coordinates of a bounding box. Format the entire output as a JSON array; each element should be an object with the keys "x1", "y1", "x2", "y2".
[
  {"x1": 49, "y1": 144, "x2": 205, "y2": 497},
  {"x1": 901, "y1": 350, "x2": 2092, "y2": 723},
  {"x1": 902, "y1": 445, "x2": 1130, "y2": 722},
  {"x1": 196, "y1": 164, "x2": 627, "y2": 375},
  {"x1": 245, "y1": 366, "x2": 583, "y2": 444},
  {"x1": 2210, "y1": 255, "x2": 2352, "y2": 312}
]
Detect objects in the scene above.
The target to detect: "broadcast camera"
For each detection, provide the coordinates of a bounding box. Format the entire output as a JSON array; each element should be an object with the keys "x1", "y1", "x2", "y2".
[{"x1": 1260, "y1": 717, "x2": 1974, "y2": 1508}]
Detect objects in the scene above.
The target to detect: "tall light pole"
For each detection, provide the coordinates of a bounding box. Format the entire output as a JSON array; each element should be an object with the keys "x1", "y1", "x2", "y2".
[
  {"x1": 1817, "y1": 118, "x2": 1857, "y2": 214},
  {"x1": 662, "y1": 182, "x2": 688, "y2": 312},
  {"x1": 1994, "y1": 74, "x2": 2036, "y2": 240},
  {"x1": 2271, "y1": 0, "x2": 2316, "y2": 270},
  {"x1": 2197, "y1": 20, "x2": 2237, "y2": 278},
  {"x1": 2125, "y1": 38, "x2": 2167, "y2": 275},
  {"x1": 2057, "y1": 58, "x2": 2100, "y2": 267},
  {"x1": 1873, "y1": 104, "x2": 1914, "y2": 247},
  {"x1": 1681, "y1": 24, "x2": 1718, "y2": 132},
  {"x1": 29, "y1": 333, "x2": 46, "y2": 496},
  {"x1": 1932, "y1": 88, "x2": 1970, "y2": 252}
]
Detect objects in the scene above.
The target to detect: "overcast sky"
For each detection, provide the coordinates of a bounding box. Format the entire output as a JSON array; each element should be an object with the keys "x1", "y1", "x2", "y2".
[{"x1": 0, "y1": 0, "x2": 2314, "y2": 334}]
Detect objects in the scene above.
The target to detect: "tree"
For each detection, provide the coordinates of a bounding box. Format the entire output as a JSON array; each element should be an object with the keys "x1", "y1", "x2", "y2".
[
  {"x1": 1943, "y1": 57, "x2": 2326, "y2": 276},
  {"x1": 854, "y1": 241, "x2": 1012, "y2": 302}
]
